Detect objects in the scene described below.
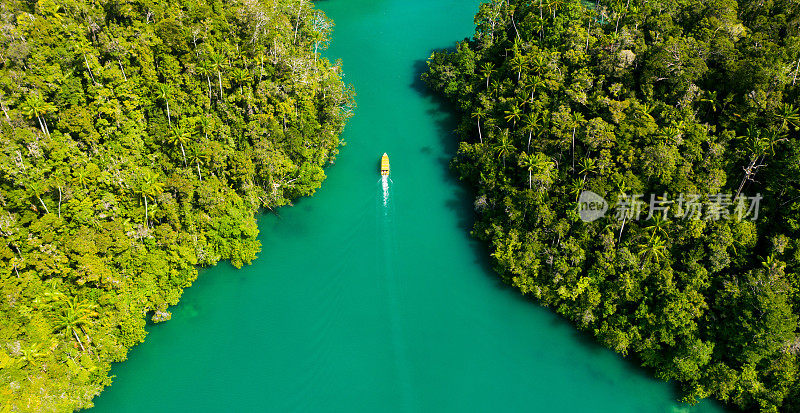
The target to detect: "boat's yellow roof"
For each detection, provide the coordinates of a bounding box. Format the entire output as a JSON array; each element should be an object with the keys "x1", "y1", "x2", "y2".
[{"x1": 381, "y1": 153, "x2": 390, "y2": 175}]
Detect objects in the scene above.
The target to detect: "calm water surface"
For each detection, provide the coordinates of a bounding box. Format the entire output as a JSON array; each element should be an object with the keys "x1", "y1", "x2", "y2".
[{"x1": 92, "y1": 1, "x2": 726, "y2": 411}]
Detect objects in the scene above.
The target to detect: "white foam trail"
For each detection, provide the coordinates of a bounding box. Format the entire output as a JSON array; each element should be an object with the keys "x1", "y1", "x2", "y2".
[
  {"x1": 382, "y1": 175, "x2": 389, "y2": 207},
  {"x1": 376, "y1": 175, "x2": 411, "y2": 409}
]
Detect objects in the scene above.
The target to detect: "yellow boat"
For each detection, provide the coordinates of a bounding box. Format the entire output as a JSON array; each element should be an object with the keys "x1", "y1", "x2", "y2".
[{"x1": 380, "y1": 153, "x2": 390, "y2": 176}]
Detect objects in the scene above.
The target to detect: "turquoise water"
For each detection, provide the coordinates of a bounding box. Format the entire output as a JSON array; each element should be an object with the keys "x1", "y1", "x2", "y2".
[{"x1": 91, "y1": 1, "x2": 726, "y2": 412}]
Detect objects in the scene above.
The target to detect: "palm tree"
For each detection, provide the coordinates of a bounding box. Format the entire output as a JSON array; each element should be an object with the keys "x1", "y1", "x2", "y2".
[
  {"x1": 510, "y1": 53, "x2": 527, "y2": 82},
  {"x1": 480, "y1": 62, "x2": 496, "y2": 89},
  {"x1": 521, "y1": 112, "x2": 541, "y2": 151},
  {"x1": 612, "y1": 174, "x2": 629, "y2": 194},
  {"x1": 762, "y1": 129, "x2": 787, "y2": 156},
  {"x1": 27, "y1": 181, "x2": 50, "y2": 215},
  {"x1": 644, "y1": 215, "x2": 671, "y2": 240},
  {"x1": 774, "y1": 103, "x2": 799, "y2": 132},
  {"x1": 528, "y1": 76, "x2": 545, "y2": 102},
  {"x1": 209, "y1": 51, "x2": 227, "y2": 97},
  {"x1": 504, "y1": 104, "x2": 523, "y2": 129},
  {"x1": 530, "y1": 15, "x2": 545, "y2": 41},
  {"x1": 698, "y1": 92, "x2": 717, "y2": 116},
  {"x1": 19, "y1": 343, "x2": 48, "y2": 366},
  {"x1": 51, "y1": 296, "x2": 98, "y2": 353},
  {"x1": 50, "y1": 174, "x2": 65, "y2": 218},
  {"x1": 137, "y1": 171, "x2": 164, "y2": 226},
  {"x1": 734, "y1": 127, "x2": 770, "y2": 199},
  {"x1": 568, "y1": 111, "x2": 585, "y2": 171},
  {"x1": 660, "y1": 126, "x2": 681, "y2": 143},
  {"x1": 197, "y1": 114, "x2": 215, "y2": 140},
  {"x1": 636, "y1": 102, "x2": 655, "y2": 124},
  {"x1": 612, "y1": 175, "x2": 632, "y2": 243},
  {"x1": 761, "y1": 254, "x2": 786, "y2": 275},
  {"x1": 73, "y1": 167, "x2": 91, "y2": 189},
  {"x1": 157, "y1": 83, "x2": 173, "y2": 127},
  {"x1": 167, "y1": 124, "x2": 192, "y2": 165},
  {"x1": 76, "y1": 42, "x2": 98, "y2": 85},
  {"x1": 197, "y1": 59, "x2": 214, "y2": 102},
  {"x1": 471, "y1": 107, "x2": 487, "y2": 143},
  {"x1": 490, "y1": 79, "x2": 503, "y2": 97},
  {"x1": 519, "y1": 152, "x2": 536, "y2": 189},
  {"x1": 578, "y1": 157, "x2": 597, "y2": 182},
  {"x1": 529, "y1": 54, "x2": 547, "y2": 75},
  {"x1": 19, "y1": 93, "x2": 57, "y2": 136},
  {"x1": 494, "y1": 129, "x2": 515, "y2": 168},
  {"x1": 546, "y1": 0, "x2": 565, "y2": 19},
  {"x1": 638, "y1": 235, "x2": 667, "y2": 269},
  {"x1": 519, "y1": 152, "x2": 554, "y2": 189},
  {"x1": 231, "y1": 67, "x2": 252, "y2": 94},
  {"x1": 567, "y1": 178, "x2": 583, "y2": 201},
  {"x1": 188, "y1": 146, "x2": 209, "y2": 181}
]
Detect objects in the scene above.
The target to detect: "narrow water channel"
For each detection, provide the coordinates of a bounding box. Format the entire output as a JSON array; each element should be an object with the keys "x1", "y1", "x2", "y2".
[{"x1": 91, "y1": 1, "x2": 726, "y2": 411}]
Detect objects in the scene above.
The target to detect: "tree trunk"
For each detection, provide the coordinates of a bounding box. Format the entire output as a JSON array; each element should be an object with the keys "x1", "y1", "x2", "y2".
[
  {"x1": 511, "y1": 13, "x2": 520, "y2": 39},
  {"x1": 196, "y1": 162, "x2": 203, "y2": 181},
  {"x1": 35, "y1": 115, "x2": 47, "y2": 136},
  {"x1": 217, "y1": 71, "x2": 224, "y2": 97},
  {"x1": 118, "y1": 59, "x2": 127, "y2": 81},
  {"x1": 735, "y1": 156, "x2": 760, "y2": 200},
  {"x1": 293, "y1": 3, "x2": 303, "y2": 43},
  {"x1": 37, "y1": 196, "x2": 49, "y2": 214},
  {"x1": 180, "y1": 142, "x2": 187, "y2": 166},
  {"x1": 78, "y1": 326, "x2": 94, "y2": 355},
  {"x1": 586, "y1": 19, "x2": 591, "y2": 52},
  {"x1": 83, "y1": 53, "x2": 97, "y2": 85},
  {"x1": 165, "y1": 99, "x2": 171, "y2": 127},
  {"x1": 72, "y1": 328, "x2": 86, "y2": 352},
  {"x1": 477, "y1": 119, "x2": 483, "y2": 143},
  {"x1": 571, "y1": 127, "x2": 576, "y2": 173},
  {"x1": 0, "y1": 94, "x2": 10, "y2": 122},
  {"x1": 144, "y1": 195, "x2": 149, "y2": 226},
  {"x1": 527, "y1": 131, "x2": 532, "y2": 151}
]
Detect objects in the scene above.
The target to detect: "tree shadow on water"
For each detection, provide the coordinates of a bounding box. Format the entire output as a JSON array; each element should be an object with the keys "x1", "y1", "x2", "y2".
[
  {"x1": 410, "y1": 47, "x2": 614, "y2": 340},
  {"x1": 408, "y1": 46, "x2": 729, "y2": 413},
  {"x1": 409, "y1": 52, "x2": 504, "y2": 289}
]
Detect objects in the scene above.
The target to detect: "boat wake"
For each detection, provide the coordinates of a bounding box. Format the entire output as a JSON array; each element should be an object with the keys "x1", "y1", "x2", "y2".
[
  {"x1": 381, "y1": 175, "x2": 391, "y2": 208},
  {"x1": 376, "y1": 175, "x2": 412, "y2": 407}
]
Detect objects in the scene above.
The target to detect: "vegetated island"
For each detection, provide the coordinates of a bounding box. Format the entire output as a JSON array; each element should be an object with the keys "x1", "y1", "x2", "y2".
[
  {"x1": 0, "y1": 0, "x2": 352, "y2": 410},
  {"x1": 424, "y1": 0, "x2": 799, "y2": 411}
]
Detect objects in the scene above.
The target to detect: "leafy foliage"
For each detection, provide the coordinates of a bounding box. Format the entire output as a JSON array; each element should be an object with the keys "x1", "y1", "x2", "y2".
[
  {"x1": 0, "y1": 0, "x2": 352, "y2": 410},
  {"x1": 424, "y1": 0, "x2": 800, "y2": 411}
]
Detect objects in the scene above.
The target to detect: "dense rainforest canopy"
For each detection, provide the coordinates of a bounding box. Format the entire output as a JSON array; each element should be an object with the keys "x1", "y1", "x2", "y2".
[
  {"x1": 425, "y1": 0, "x2": 800, "y2": 411},
  {"x1": 0, "y1": 0, "x2": 351, "y2": 410}
]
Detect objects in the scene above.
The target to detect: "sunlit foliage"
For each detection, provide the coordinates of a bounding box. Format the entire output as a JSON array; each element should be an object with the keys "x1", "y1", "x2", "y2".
[
  {"x1": 425, "y1": 0, "x2": 800, "y2": 410},
  {"x1": 0, "y1": 0, "x2": 352, "y2": 410}
]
